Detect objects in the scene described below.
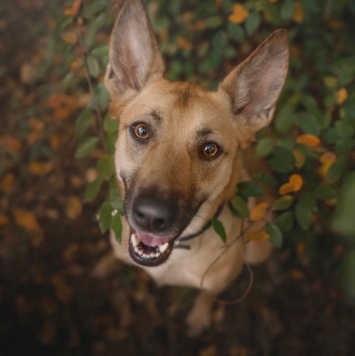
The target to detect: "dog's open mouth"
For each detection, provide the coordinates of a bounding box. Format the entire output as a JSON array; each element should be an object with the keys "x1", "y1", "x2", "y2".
[{"x1": 128, "y1": 229, "x2": 175, "y2": 267}]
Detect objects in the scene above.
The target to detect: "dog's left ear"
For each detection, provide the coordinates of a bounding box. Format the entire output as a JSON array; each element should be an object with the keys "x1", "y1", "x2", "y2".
[
  {"x1": 219, "y1": 30, "x2": 289, "y2": 147},
  {"x1": 105, "y1": 0, "x2": 165, "y2": 101}
]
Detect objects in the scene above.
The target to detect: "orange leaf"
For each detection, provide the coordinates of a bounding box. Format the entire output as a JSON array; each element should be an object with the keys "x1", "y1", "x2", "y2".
[
  {"x1": 246, "y1": 229, "x2": 270, "y2": 242},
  {"x1": 28, "y1": 161, "x2": 53, "y2": 176},
  {"x1": 279, "y1": 182, "x2": 294, "y2": 195},
  {"x1": 250, "y1": 203, "x2": 268, "y2": 222},
  {"x1": 228, "y1": 4, "x2": 249, "y2": 24},
  {"x1": 289, "y1": 174, "x2": 303, "y2": 192},
  {"x1": 337, "y1": 88, "x2": 348, "y2": 105},
  {"x1": 64, "y1": 0, "x2": 81, "y2": 16},
  {"x1": 0, "y1": 214, "x2": 9, "y2": 227},
  {"x1": 177, "y1": 37, "x2": 192, "y2": 50},
  {"x1": 14, "y1": 209, "x2": 41, "y2": 233},
  {"x1": 0, "y1": 173, "x2": 15, "y2": 193},
  {"x1": 279, "y1": 174, "x2": 303, "y2": 195},
  {"x1": 293, "y1": 1, "x2": 304, "y2": 23},
  {"x1": 296, "y1": 133, "x2": 320, "y2": 147}
]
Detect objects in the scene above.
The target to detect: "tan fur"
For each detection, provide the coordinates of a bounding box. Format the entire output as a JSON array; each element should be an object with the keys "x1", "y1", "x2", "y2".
[{"x1": 105, "y1": 0, "x2": 289, "y2": 336}]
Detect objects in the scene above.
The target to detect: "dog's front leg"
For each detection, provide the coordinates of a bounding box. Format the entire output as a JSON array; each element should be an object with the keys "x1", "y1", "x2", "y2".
[{"x1": 186, "y1": 291, "x2": 215, "y2": 337}]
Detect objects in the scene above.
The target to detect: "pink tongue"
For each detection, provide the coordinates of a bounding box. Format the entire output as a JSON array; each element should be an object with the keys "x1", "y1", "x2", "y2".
[{"x1": 135, "y1": 231, "x2": 172, "y2": 246}]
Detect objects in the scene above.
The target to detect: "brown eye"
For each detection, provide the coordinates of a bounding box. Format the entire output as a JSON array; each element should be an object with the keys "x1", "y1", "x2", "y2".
[
  {"x1": 133, "y1": 123, "x2": 149, "y2": 139},
  {"x1": 202, "y1": 142, "x2": 219, "y2": 158}
]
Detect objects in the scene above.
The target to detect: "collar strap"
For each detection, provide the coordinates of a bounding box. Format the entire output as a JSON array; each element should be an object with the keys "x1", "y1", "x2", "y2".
[{"x1": 177, "y1": 203, "x2": 224, "y2": 243}]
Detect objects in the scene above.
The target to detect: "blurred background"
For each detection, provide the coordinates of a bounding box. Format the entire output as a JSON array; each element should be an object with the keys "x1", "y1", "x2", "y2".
[{"x1": 1, "y1": 0, "x2": 355, "y2": 354}]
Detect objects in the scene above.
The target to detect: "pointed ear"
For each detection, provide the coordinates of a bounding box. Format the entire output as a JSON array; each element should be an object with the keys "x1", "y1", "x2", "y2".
[
  {"x1": 105, "y1": 0, "x2": 165, "y2": 99},
  {"x1": 219, "y1": 30, "x2": 289, "y2": 147}
]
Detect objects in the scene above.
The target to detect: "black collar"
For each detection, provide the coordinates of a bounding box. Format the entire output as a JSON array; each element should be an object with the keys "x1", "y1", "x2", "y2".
[{"x1": 175, "y1": 203, "x2": 224, "y2": 248}]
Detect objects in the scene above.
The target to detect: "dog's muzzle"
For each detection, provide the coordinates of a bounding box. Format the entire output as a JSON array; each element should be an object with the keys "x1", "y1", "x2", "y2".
[{"x1": 127, "y1": 194, "x2": 179, "y2": 267}]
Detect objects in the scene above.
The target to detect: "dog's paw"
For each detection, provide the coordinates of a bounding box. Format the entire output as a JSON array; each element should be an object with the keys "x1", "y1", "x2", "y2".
[{"x1": 186, "y1": 309, "x2": 211, "y2": 337}]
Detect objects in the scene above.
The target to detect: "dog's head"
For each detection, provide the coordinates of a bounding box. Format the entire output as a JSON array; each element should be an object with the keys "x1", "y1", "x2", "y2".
[{"x1": 105, "y1": 0, "x2": 289, "y2": 267}]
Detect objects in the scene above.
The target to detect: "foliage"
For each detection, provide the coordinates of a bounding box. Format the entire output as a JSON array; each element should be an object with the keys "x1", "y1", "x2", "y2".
[{"x1": 5, "y1": 0, "x2": 353, "y2": 299}]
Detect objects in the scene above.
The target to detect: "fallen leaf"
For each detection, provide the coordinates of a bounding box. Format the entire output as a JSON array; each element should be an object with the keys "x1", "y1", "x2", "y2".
[
  {"x1": 0, "y1": 173, "x2": 15, "y2": 193},
  {"x1": 0, "y1": 135, "x2": 22, "y2": 154},
  {"x1": 296, "y1": 133, "x2": 320, "y2": 147},
  {"x1": 246, "y1": 229, "x2": 270, "y2": 242},
  {"x1": 14, "y1": 209, "x2": 41, "y2": 233},
  {"x1": 64, "y1": 0, "x2": 81, "y2": 16},
  {"x1": 228, "y1": 4, "x2": 249, "y2": 24},
  {"x1": 66, "y1": 196, "x2": 82, "y2": 220},
  {"x1": 61, "y1": 31, "x2": 78, "y2": 44},
  {"x1": 28, "y1": 161, "x2": 53, "y2": 175},
  {"x1": 0, "y1": 214, "x2": 9, "y2": 226},
  {"x1": 250, "y1": 202, "x2": 268, "y2": 222}
]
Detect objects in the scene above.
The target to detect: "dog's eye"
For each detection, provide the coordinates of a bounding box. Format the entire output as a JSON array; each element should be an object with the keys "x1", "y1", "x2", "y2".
[
  {"x1": 132, "y1": 123, "x2": 149, "y2": 140},
  {"x1": 201, "y1": 142, "x2": 220, "y2": 159}
]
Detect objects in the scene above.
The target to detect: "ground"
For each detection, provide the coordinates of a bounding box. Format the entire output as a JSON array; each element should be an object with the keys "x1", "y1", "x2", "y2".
[{"x1": 1, "y1": 1, "x2": 354, "y2": 355}]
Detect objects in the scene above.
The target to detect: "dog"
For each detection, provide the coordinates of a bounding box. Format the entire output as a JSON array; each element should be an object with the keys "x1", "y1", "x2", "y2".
[{"x1": 104, "y1": 0, "x2": 289, "y2": 336}]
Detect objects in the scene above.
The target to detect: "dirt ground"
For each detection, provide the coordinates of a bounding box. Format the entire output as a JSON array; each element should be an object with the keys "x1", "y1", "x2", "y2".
[{"x1": 1, "y1": 2, "x2": 355, "y2": 355}]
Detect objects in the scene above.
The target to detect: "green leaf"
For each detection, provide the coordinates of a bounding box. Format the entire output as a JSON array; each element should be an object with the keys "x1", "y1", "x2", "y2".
[
  {"x1": 294, "y1": 193, "x2": 317, "y2": 230},
  {"x1": 327, "y1": 156, "x2": 347, "y2": 183},
  {"x1": 297, "y1": 113, "x2": 321, "y2": 136},
  {"x1": 205, "y1": 16, "x2": 223, "y2": 28},
  {"x1": 98, "y1": 201, "x2": 112, "y2": 234},
  {"x1": 231, "y1": 196, "x2": 250, "y2": 218},
  {"x1": 237, "y1": 181, "x2": 264, "y2": 198},
  {"x1": 265, "y1": 222, "x2": 283, "y2": 249},
  {"x1": 86, "y1": 55, "x2": 100, "y2": 78},
  {"x1": 109, "y1": 179, "x2": 123, "y2": 211},
  {"x1": 313, "y1": 186, "x2": 337, "y2": 201},
  {"x1": 103, "y1": 114, "x2": 119, "y2": 133},
  {"x1": 97, "y1": 155, "x2": 115, "y2": 180},
  {"x1": 255, "y1": 137, "x2": 273, "y2": 157},
  {"x1": 61, "y1": 72, "x2": 75, "y2": 91},
  {"x1": 268, "y1": 146, "x2": 295, "y2": 173},
  {"x1": 245, "y1": 12, "x2": 260, "y2": 36},
  {"x1": 75, "y1": 137, "x2": 99, "y2": 159},
  {"x1": 341, "y1": 250, "x2": 355, "y2": 302},
  {"x1": 275, "y1": 211, "x2": 294, "y2": 232},
  {"x1": 273, "y1": 195, "x2": 294, "y2": 211},
  {"x1": 280, "y1": 0, "x2": 295, "y2": 20},
  {"x1": 254, "y1": 173, "x2": 278, "y2": 187},
  {"x1": 111, "y1": 213, "x2": 123, "y2": 243},
  {"x1": 227, "y1": 23, "x2": 245, "y2": 43},
  {"x1": 275, "y1": 104, "x2": 294, "y2": 134},
  {"x1": 75, "y1": 109, "x2": 93, "y2": 138},
  {"x1": 84, "y1": 178, "x2": 103, "y2": 202},
  {"x1": 212, "y1": 217, "x2": 227, "y2": 243}
]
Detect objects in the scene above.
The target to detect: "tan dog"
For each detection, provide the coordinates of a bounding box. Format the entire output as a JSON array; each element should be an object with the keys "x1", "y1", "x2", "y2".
[{"x1": 105, "y1": 0, "x2": 288, "y2": 336}]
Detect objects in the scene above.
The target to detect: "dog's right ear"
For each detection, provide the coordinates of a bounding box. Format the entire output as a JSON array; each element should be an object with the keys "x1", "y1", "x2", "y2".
[{"x1": 105, "y1": 0, "x2": 165, "y2": 101}]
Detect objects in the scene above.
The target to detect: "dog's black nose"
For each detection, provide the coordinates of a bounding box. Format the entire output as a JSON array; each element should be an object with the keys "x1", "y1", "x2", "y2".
[{"x1": 132, "y1": 196, "x2": 177, "y2": 233}]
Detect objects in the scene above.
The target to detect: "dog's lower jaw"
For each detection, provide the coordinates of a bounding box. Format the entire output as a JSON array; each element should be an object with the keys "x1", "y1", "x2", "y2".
[{"x1": 128, "y1": 229, "x2": 175, "y2": 267}]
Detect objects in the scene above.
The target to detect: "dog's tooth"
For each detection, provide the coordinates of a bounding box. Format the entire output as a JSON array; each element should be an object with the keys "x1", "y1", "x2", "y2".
[
  {"x1": 131, "y1": 234, "x2": 139, "y2": 247},
  {"x1": 159, "y1": 242, "x2": 169, "y2": 254}
]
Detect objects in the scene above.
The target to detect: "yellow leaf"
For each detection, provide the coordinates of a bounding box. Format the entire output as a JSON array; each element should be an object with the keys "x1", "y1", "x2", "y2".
[
  {"x1": 28, "y1": 161, "x2": 53, "y2": 176},
  {"x1": 323, "y1": 76, "x2": 338, "y2": 89},
  {"x1": 64, "y1": 0, "x2": 81, "y2": 16},
  {"x1": 289, "y1": 174, "x2": 303, "y2": 192},
  {"x1": 66, "y1": 196, "x2": 82, "y2": 220},
  {"x1": 0, "y1": 214, "x2": 9, "y2": 227},
  {"x1": 250, "y1": 202, "x2": 268, "y2": 222},
  {"x1": 320, "y1": 151, "x2": 336, "y2": 165},
  {"x1": 61, "y1": 31, "x2": 77, "y2": 44},
  {"x1": 228, "y1": 4, "x2": 249, "y2": 24},
  {"x1": 246, "y1": 229, "x2": 270, "y2": 242},
  {"x1": 14, "y1": 209, "x2": 41, "y2": 233},
  {"x1": 293, "y1": 1, "x2": 304, "y2": 23},
  {"x1": 293, "y1": 148, "x2": 306, "y2": 168},
  {"x1": 296, "y1": 133, "x2": 320, "y2": 147},
  {"x1": 337, "y1": 88, "x2": 348, "y2": 105},
  {"x1": 0, "y1": 173, "x2": 14, "y2": 193}
]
